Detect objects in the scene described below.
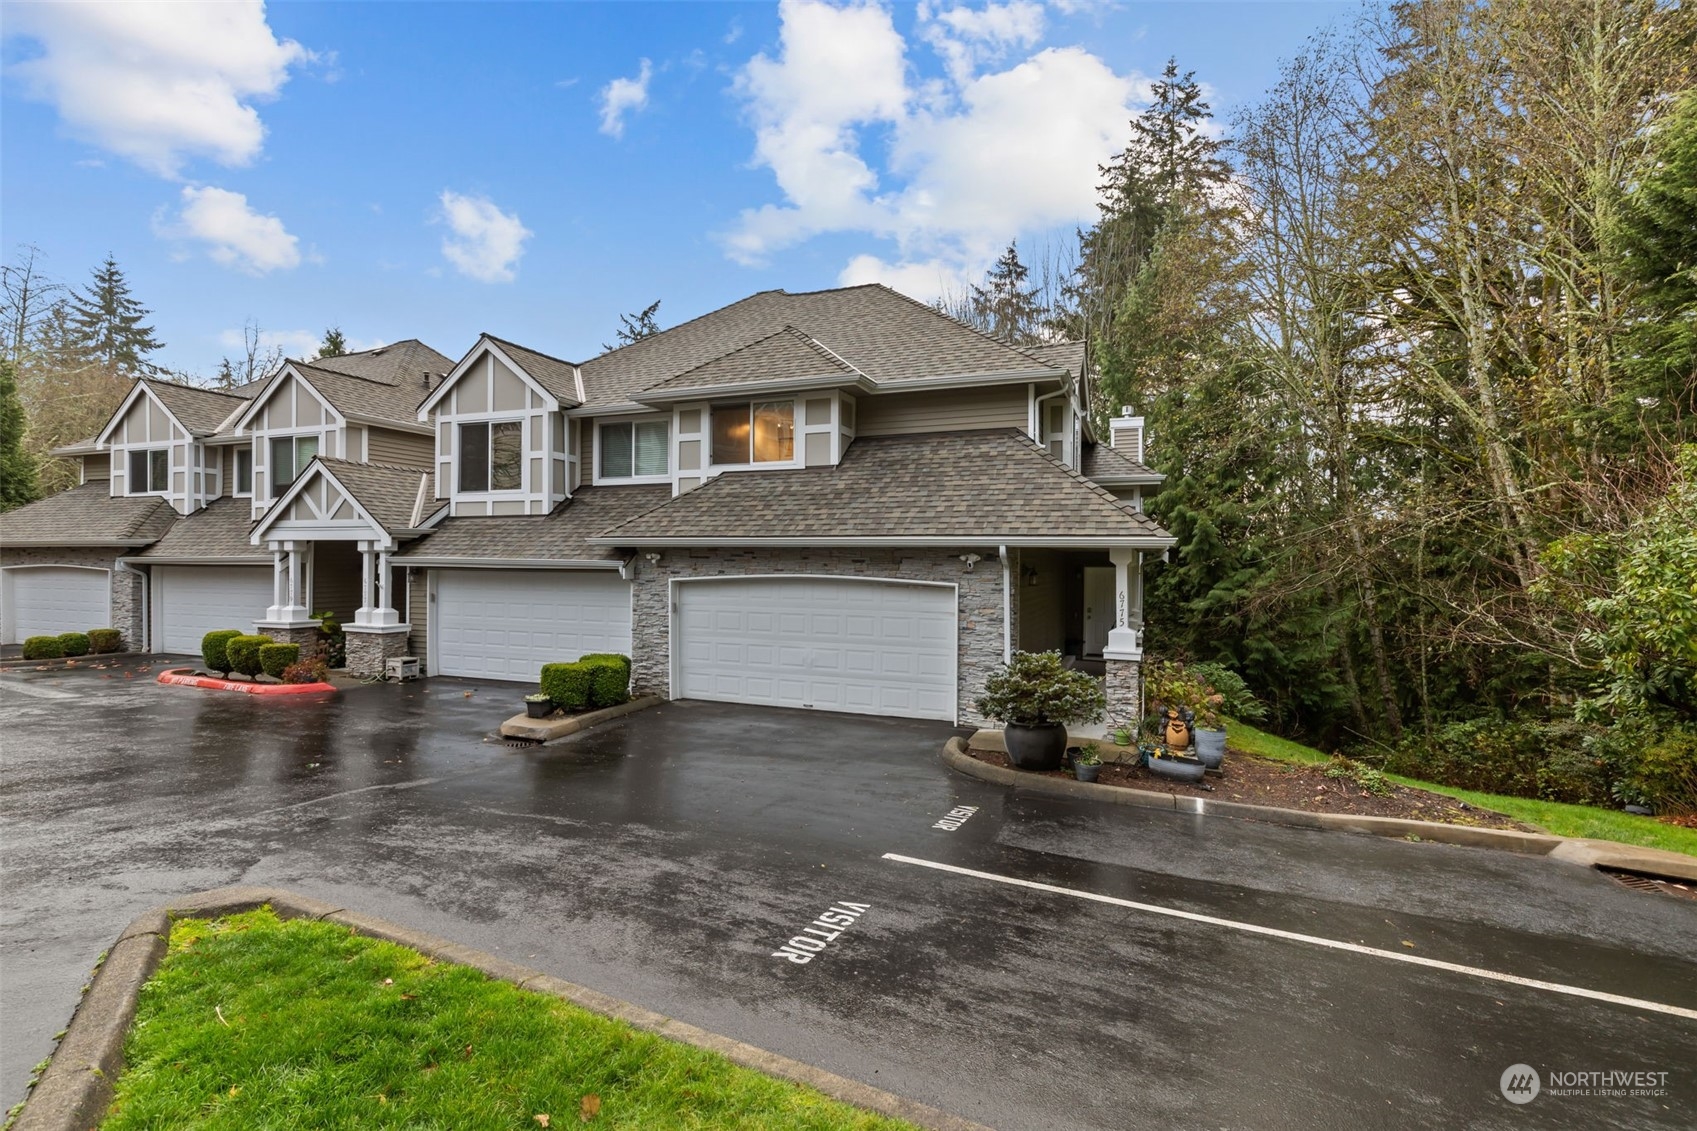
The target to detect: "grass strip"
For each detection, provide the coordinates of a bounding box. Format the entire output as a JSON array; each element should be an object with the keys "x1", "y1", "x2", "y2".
[
  {"x1": 103, "y1": 908, "x2": 917, "y2": 1130},
  {"x1": 1224, "y1": 719, "x2": 1697, "y2": 859}
]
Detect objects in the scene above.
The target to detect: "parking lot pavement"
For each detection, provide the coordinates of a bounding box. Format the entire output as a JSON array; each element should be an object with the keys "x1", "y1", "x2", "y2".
[{"x1": 2, "y1": 661, "x2": 1693, "y2": 1129}]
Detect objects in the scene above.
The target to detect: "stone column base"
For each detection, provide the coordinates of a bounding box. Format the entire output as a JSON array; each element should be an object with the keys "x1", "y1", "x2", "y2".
[
  {"x1": 1104, "y1": 657, "x2": 1143, "y2": 737},
  {"x1": 345, "y1": 625, "x2": 412, "y2": 679},
  {"x1": 254, "y1": 622, "x2": 324, "y2": 652}
]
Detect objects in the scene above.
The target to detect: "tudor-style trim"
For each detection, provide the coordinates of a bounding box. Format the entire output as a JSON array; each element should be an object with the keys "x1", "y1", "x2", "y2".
[
  {"x1": 251, "y1": 458, "x2": 401, "y2": 548},
  {"x1": 585, "y1": 534, "x2": 1178, "y2": 549},
  {"x1": 230, "y1": 362, "x2": 346, "y2": 434},
  {"x1": 94, "y1": 381, "x2": 190, "y2": 447},
  {"x1": 418, "y1": 336, "x2": 568, "y2": 419}
]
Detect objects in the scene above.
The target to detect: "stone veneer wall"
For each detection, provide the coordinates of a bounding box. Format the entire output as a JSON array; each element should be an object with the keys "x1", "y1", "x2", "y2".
[
  {"x1": 1104, "y1": 657, "x2": 1143, "y2": 734},
  {"x1": 345, "y1": 628, "x2": 411, "y2": 678},
  {"x1": 0, "y1": 546, "x2": 143, "y2": 650},
  {"x1": 626, "y1": 546, "x2": 1007, "y2": 726}
]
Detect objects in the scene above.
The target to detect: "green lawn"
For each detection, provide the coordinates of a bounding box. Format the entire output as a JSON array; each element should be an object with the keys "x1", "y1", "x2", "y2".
[
  {"x1": 103, "y1": 909, "x2": 915, "y2": 1130},
  {"x1": 1224, "y1": 719, "x2": 1697, "y2": 859}
]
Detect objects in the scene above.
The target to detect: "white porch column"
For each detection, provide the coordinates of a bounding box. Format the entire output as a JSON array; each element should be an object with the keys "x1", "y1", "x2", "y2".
[
  {"x1": 265, "y1": 545, "x2": 288, "y2": 620},
  {"x1": 371, "y1": 549, "x2": 399, "y2": 626},
  {"x1": 355, "y1": 541, "x2": 377, "y2": 626},
  {"x1": 1104, "y1": 547, "x2": 1143, "y2": 660},
  {"x1": 275, "y1": 541, "x2": 309, "y2": 621}
]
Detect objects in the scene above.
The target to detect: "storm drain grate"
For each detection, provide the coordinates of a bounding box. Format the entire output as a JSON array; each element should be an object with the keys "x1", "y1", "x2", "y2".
[{"x1": 1600, "y1": 867, "x2": 1697, "y2": 901}]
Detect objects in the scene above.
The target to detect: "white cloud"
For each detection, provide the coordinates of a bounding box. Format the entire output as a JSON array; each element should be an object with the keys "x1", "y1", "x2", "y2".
[
  {"x1": 837, "y1": 253, "x2": 974, "y2": 301},
  {"x1": 219, "y1": 326, "x2": 320, "y2": 359},
  {"x1": 159, "y1": 186, "x2": 302, "y2": 274},
  {"x1": 437, "y1": 191, "x2": 532, "y2": 283},
  {"x1": 4, "y1": 1, "x2": 311, "y2": 178},
  {"x1": 725, "y1": 0, "x2": 1145, "y2": 285},
  {"x1": 598, "y1": 58, "x2": 653, "y2": 138}
]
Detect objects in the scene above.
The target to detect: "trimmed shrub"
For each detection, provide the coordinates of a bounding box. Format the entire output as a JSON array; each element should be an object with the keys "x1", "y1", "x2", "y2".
[
  {"x1": 580, "y1": 653, "x2": 632, "y2": 707},
  {"x1": 259, "y1": 643, "x2": 301, "y2": 679},
  {"x1": 579, "y1": 653, "x2": 632, "y2": 684},
  {"x1": 56, "y1": 632, "x2": 91, "y2": 657},
  {"x1": 201, "y1": 629, "x2": 244, "y2": 675},
  {"x1": 225, "y1": 634, "x2": 274, "y2": 679},
  {"x1": 87, "y1": 628, "x2": 123, "y2": 654},
  {"x1": 281, "y1": 658, "x2": 331, "y2": 685},
  {"x1": 21, "y1": 635, "x2": 63, "y2": 660},
  {"x1": 539, "y1": 661, "x2": 594, "y2": 712}
]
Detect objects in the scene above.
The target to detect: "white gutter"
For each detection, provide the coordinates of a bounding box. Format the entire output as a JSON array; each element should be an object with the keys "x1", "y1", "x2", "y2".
[
  {"x1": 391, "y1": 557, "x2": 625, "y2": 570},
  {"x1": 584, "y1": 535, "x2": 1178, "y2": 550},
  {"x1": 999, "y1": 544, "x2": 1011, "y2": 663}
]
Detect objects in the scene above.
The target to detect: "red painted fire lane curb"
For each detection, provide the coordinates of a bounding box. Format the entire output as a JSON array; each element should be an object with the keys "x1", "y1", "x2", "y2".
[{"x1": 155, "y1": 668, "x2": 337, "y2": 695}]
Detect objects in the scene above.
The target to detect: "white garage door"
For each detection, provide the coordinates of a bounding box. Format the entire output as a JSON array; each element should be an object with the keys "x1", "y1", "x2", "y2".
[
  {"x1": 676, "y1": 577, "x2": 957, "y2": 721},
  {"x1": 153, "y1": 566, "x2": 274, "y2": 654},
  {"x1": 3, "y1": 567, "x2": 110, "y2": 644},
  {"x1": 434, "y1": 569, "x2": 632, "y2": 681}
]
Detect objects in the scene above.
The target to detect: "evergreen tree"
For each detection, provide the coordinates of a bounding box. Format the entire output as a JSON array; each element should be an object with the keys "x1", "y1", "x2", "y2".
[
  {"x1": 605, "y1": 300, "x2": 662, "y2": 351},
  {"x1": 66, "y1": 256, "x2": 163, "y2": 375},
  {"x1": 0, "y1": 358, "x2": 40, "y2": 510},
  {"x1": 318, "y1": 326, "x2": 349, "y2": 358},
  {"x1": 969, "y1": 242, "x2": 1045, "y2": 344}
]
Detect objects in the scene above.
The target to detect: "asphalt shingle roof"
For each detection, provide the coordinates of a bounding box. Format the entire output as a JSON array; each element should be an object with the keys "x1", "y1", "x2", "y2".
[
  {"x1": 640, "y1": 326, "x2": 860, "y2": 395},
  {"x1": 311, "y1": 458, "x2": 437, "y2": 532},
  {"x1": 482, "y1": 334, "x2": 582, "y2": 406},
  {"x1": 589, "y1": 429, "x2": 1175, "y2": 544},
  {"x1": 397, "y1": 484, "x2": 673, "y2": 563},
  {"x1": 291, "y1": 364, "x2": 432, "y2": 427},
  {"x1": 0, "y1": 482, "x2": 178, "y2": 547},
  {"x1": 576, "y1": 285, "x2": 1059, "y2": 409},
  {"x1": 1025, "y1": 341, "x2": 1086, "y2": 376},
  {"x1": 1082, "y1": 443, "x2": 1164, "y2": 484},
  {"x1": 134, "y1": 496, "x2": 266, "y2": 560},
  {"x1": 307, "y1": 340, "x2": 454, "y2": 384},
  {"x1": 143, "y1": 379, "x2": 250, "y2": 436}
]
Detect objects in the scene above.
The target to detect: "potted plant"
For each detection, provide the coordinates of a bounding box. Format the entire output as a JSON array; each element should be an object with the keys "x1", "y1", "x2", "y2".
[
  {"x1": 1072, "y1": 742, "x2": 1102, "y2": 783},
  {"x1": 524, "y1": 692, "x2": 554, "y2": 719},
  {"x1": 975, "y1": 651, "x2": 1107, "y2": 771},
  {"x1": 1146, "y1": 661, "x2": 1227, "y2": 770},
  {"x1": 1144, "y1": 744, "x2": 1208, "y2": 783}
]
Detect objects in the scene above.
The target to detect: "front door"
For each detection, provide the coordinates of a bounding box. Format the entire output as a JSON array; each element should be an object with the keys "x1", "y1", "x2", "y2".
[{"x1": 1083, "y1": 567, "x2": 1114, "y2": 656}]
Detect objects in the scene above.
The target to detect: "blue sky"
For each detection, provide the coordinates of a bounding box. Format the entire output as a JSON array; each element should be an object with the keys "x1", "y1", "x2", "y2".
[{"x1": 1, "y1": 1, "x2": 1351, "y2": 376}]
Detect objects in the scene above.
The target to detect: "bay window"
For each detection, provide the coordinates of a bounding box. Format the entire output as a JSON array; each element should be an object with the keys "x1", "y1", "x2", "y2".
[
  {"x1": 126, "y1": 448, "x2": 169, "y2": 494},
  {"x1": 459, "y1": 420, "x2": 523, "y2": 492},
  {"x1": 270, "y1": 434, "x2": 319, "y2": 498},
  {"x1": 710, "y1": 401, "x2": 794, "y2": 465},
  {"x1": 599, "y1": 419, "x2": 669, "y2": 480}
]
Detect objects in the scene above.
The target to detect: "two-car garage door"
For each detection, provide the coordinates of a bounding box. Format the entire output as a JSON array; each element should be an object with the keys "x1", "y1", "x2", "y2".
[
  {"x1": 434, "y1": 569, "x2": 632, "y2": 681},
  {"x1": 675, "y1": 577, "x2": 957, "y2": 722},
  {"x1": 1, "y1": 567, "x2": 110, "y2": 644}
]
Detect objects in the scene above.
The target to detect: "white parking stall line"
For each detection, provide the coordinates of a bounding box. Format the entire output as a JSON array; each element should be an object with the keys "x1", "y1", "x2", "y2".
[{"x1": 881, "y1": 853, "x2": 1697, "y2": 1021}]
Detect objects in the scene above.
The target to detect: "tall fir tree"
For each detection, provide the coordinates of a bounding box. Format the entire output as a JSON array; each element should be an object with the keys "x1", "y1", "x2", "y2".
[
  {"x1": 0, "y1": 358, "x2": 41, "y2": 511},
  {"x1": 605, "y1": 300, "x2": 662, "y2": 351},
  {"x1": 969, "y1": 242, "x2": 1045, "y2": 344},
  {"x1": 318, "y1": 326, "x2": 349, "y2": 358},
  {"x1": 66, "y1": 256, "x2": 163, "y2": 375}
]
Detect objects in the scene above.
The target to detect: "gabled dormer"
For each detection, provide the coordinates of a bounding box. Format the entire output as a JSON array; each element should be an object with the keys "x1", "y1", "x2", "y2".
[
  {"x1": 95, "y1": 378, "x2": 248, "y2": 515},
  {"x1": 419, "y1": 335, "x2": 581, "y2": 517},
  {"x1": 230, "y1": 362, "x2": 351, "y2": 517}
]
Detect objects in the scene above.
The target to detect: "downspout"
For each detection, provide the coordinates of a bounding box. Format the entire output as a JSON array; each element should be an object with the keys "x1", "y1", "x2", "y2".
[
  {"x1": 115, "y1": 559, "x2": 148, "y2": 653},
  {"x1": 1031, "y1": 388, "x2": 1065, "y2": 447},
  {"x1": 998, "y1": 544, "x2": 1011, "y2": 663}
]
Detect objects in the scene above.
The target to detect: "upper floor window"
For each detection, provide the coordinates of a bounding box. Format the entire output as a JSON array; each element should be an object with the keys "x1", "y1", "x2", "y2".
[
  {"x1": 599, "y1": 419, "x2": 669, "y2": 480},
  {"x1": 234, "y1": 447, "x2": 253, "y2": 497},
  {"x1": 711, "y1": 401, "x2": 794, "y2": 466},
  {"x1": 270, "y1": 434, "x2": 319, "y2": 498},
  {"x1": 126, "y1": 448, "x2": 169, "y2": 494},
  {"x1": 459, "y1": 420, "x2": 522, "y2": 492}
]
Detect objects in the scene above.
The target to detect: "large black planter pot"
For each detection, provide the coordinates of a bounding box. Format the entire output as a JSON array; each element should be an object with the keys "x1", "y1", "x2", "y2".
[
  {"x1": 526, "y1": 699, "x2": 554, "y2": 719},
  {"x1": 1004, "y1": 721, "x2": 1068, "y2": 770}
]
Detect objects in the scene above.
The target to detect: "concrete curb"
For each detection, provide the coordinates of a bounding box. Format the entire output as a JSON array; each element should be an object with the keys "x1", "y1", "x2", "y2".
[
  {"x1": 498, "y1": 694, "x2": 663, "y2": 743},
  {"x1": 12, "y1": 886, "x2": 992, "y2": 1131},
  {"x1": 156, "y1": 668, "x2": 337, "y2": 696},
  {"x1": 942, "y1": 738, "x2": 1697, "y2": 882}
]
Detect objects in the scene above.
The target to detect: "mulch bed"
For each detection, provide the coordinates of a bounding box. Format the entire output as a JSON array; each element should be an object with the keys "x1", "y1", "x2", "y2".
[{"x1": 966, "y1": 745, "x2": 1538, "y2": 831}]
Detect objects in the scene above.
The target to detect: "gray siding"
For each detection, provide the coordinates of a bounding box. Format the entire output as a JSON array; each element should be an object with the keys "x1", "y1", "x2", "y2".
[
  {"x1": 367, "y1": 427, "x2": 433, "y2": 468},
  {"x1": 856, "y1": 385, "x2": 1027, "y2": 437},
  {"x1": 82, "y1": 454, "x2": 110, "y2": 481},
  {"x1": 407, "y1": 568, "x2": 428, "y2": 669},
  {"x1": 312, "y1": 541, "x2": 363, "y2": 627}
]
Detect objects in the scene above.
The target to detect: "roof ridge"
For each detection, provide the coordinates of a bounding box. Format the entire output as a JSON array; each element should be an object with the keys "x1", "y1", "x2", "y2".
[
  {"x1": 315, "y1": 456, "x2": 431, "y2": 474},
  {"x1": 585, "y1": 290, "x2": 788, "y2": 366},
  {"x1": 140, "y1": 376, "x2": 249, "y2": 400},
  {"x1": 292, "y1": 359, "x2": 409, "y2": 388},
  {"x1": 650, "y1": 323, "x2": 858, "y2": 390},
  {"x1": 482, "y1": 332, "x2": 582, "y2": 369}
]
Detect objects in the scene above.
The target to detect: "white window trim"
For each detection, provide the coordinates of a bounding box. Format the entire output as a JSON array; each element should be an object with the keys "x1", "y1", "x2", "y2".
[
  {"x1": 119, "y1": 446, "x2": 172, "y2": 497},
  {"x1": 706, "y1": 399, "x2": 802, "y2": 474},
  {"x1": 592, "y1": 415, "x2": 672, "y2": 486},
  {"x1": 456, "y1": 417, "x2": 528, "y2": 496},
  {"x1": 233, "y1": 445, "x2": 255, "y2": 499},
  {"x1": 266, "y1": 429, "x2": 328, "y2": 499}
]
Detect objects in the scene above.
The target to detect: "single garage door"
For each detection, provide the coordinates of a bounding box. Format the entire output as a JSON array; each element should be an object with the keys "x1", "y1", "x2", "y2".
[
  {"x1": 3, "y1": 567, "x2": 110, "y2": 644},
  {"x1": 153, "y1": 565, "x2": 274, "y2": 653},
  {"x1": 434, "y1": 569, "x2": 632, "y2": 681},
  {"x1": 675, "y1": 577, "x2": 957, "y2": 721}
]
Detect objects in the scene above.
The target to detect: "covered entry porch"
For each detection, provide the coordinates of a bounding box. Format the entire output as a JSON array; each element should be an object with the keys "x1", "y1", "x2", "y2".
[{"x1": 1012, "y1": 546, "x2": 1148, "y2": 728}]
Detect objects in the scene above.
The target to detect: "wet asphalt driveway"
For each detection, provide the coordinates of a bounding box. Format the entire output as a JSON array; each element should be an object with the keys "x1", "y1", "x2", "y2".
[{"x1": 2, "y1": 658, "x2": 1694, "y2": 1130}]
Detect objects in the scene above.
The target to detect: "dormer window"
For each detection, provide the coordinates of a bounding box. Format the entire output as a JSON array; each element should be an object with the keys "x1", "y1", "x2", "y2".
[
  {"x1": 459, "y1": 420, "x2": 523, "y2": 492},
  {"x1": 598, "y1": 418, "x2": 669, "y2": 481},
  {"x1": 711, "y1": 401, "x2": 794, "y2": 466},
  {"x1": 270, "y1": 435, "x2": 320, "y2": 498},
  {"x1": 126, "y1": 448, "x2": 169, "y2": 494}
]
